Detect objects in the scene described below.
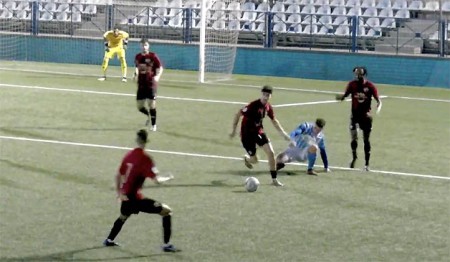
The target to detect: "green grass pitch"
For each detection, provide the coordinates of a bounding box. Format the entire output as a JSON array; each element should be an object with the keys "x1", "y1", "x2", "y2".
[{"x1": 0, "y1": 61, "x2": 449, "y2": 261}]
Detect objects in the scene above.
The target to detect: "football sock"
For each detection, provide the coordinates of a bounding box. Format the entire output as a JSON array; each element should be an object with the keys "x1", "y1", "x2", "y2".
[
  {"x1": 276, "y1": 163, "x2": 285, "y2": 171},
  {"x1": 270, "y1": 170, "x2": 277, "y2": 179},
  {"x1": 107, "y1": 218, "x2": 125, "y2": 241},
  {"x1": 162, "y1": 215, "x2": 172, "y2": 244},
  {"x1": 139, "y1": 107, "x2": 149, "y2": 116},
  {"x1": 119, "y1": 57, "x2": 127, "y2": 77},
  {"x1": 150, "y1": 109, "x2": 157, "y2": 126},
  {"x1": 364, "y1": 139, "x2": 371, "y2": 166},
  {"x1": 101, "y1": 58, "x2": 109, "y2": 74},
  {"x1": 351, "y1": 140, "x2": 358, "y2": 159},
  {"x1": 307, "y1": 152, "x2": 317, "y2": 170}
]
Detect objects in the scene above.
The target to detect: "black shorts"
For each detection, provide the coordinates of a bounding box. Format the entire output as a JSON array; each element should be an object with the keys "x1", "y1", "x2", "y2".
[
  {"x1": 120, "y1": 197, "x2": 163, "y2": 216},
  {"x1": 350, "y1": 114, "x2": 373, "y2": 133},
  {"x1": 137, "y1": 85, "x2": 157, "y2": 100},
  {"x1": 241, "y1": 133, "x2": 269, "y2": 156}
]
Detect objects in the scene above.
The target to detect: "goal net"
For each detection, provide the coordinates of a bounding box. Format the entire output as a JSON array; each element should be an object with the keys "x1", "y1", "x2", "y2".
[{"x1": 0, "y1": 0, "x2": 239, "y2": 83}]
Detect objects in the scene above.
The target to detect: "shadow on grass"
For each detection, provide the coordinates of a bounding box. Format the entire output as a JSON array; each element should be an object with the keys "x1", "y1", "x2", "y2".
[
  {"x1": 146, "y1": 180, "x2": 242, "y2": 189},
  {"x1": 212, "y1": 169, "x2": 310, "y2": 177},
  {"x1": 0, "y1": 245, "x2": 174, "y2": 261},
  {"x1": 158, "y1": 130, "x2": 234, "y2": 147},
  {"x1": 0, "y1": 126, "x2": 135, "y2": 132}
]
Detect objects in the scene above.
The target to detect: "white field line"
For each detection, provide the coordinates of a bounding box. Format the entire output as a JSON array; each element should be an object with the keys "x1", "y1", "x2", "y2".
[
  {"x1": 273, "y1": 95, "x2": 388, "y2": 108},
  {"x1": 1, "y1": 67, "x2": 449, "y2": 103},
  {"x1": 1, "y1": 135, "x2": 449, "y2": 181},
  {"x1": 0, "y1": 83, "x2": 247, "y2": 106}
]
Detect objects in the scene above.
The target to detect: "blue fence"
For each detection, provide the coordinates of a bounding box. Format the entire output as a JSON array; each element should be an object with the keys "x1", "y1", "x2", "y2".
[{"x1": 1, "y1": 35, "x2": 449, "y2": 88}]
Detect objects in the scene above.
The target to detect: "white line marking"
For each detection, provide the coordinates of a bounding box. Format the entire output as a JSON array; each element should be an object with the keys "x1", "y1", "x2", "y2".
[
  {"x1": 1, "y1": 67, "x2": 449, "y2": 103},
  {"x1": 0, "y1": 83, "x2": 247, "y2": 106},
  {"x1": 273, "y1": 95, "x2": 388, "y2": 108},
  {"x1": 1, "y1": 135, "x2": 449, "y2": 181}
]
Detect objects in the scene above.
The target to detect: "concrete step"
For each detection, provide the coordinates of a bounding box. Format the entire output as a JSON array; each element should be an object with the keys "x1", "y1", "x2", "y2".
[
  {"x1": 374, "y1": 44, "x2": 422, "y2": 54},
  {"x1": 376, "y1": 36, "x2": 424, "y2": 47}
]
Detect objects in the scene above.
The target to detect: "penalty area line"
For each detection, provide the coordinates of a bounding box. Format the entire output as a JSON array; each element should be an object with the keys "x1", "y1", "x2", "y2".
[{"x1": 0, "y1": 135, "x2": 449, "y2": 181}]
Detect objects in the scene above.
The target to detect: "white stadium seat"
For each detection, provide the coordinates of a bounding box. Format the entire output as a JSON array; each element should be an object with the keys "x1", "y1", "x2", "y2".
[
  {"x1": 335, "y1": 25, "x2": 350, "y2": 36},
  {"x1": 301, "y1": 14, "x2": 317, "y2": 24},
  {"x1": 288, "y1": 24, "x2": 302, "y2": 33},
  {"x1": 286, "y1": 13, "x2": 302, "y2": 24},
  {"x1": 331, "y1": 6, "x2": 346, "y2": 15},
  {"x1": 16, "y1": 1, "x2": 30, "y2": 11},
  {"x1": 346, "y1": 0, "x2": 361, "y2": 7},
  {"x1": 241, "y1": 1, "x2": 255, "y2": 12},
  {"x1": 301, "y1": 0, "x2": 315, "y2": 5},
  {"x1": 318, "y1": 15, "x2": 332, "y2": 25},
  {"x1": 273, "y1": 22, "x2": 287, "y2": 32},
  {"x1": 4, "y1": 1, "x2": 17, "y2": 10},
  {"x1": 241, "y1": 11, "x2": 256, "y2": 22},
  {"x1": 71, "y1": 12, "x2": 82, "y2": 22},
  {"x1": 347, "y1": 7, "x2": 362, "y2": 16},
  {"x1": 273, "y1": 13, "x2": 286, "y2": 23},
  {"x1": 365, "y1": 17, "x2": 380, "y2": 28},
  {"x1": 318, "y1": 25, "x2": 333, "y2": 35},
  {"x1": 0, "y1": 9, "x2": 13, "y2": 18},
  {"x1": 392, "y1": 0, "x2": 407, "y2": 10},
  {"x1": 255, "y1": 22, "x2": 265, "y2": 32},
  {"x1": 56, "y1": 11, "x2": 69, "y2": 21},
  {"x1": 443, "y1": 1, "x2": 450, "y2": 11},
  {"x1": 408, "y1": 0, "x2": 424, "y2": 10},
  {"x1": 16, "y1": 10, "x2": 30, "y2": 20},
  {"x1": 316, "y1": 5, "x2": 331, "y2": 15},
  {"x1": 330, "y1": 0, "x2": 345, "y2": 7},
  {"x1": 168, "y1": 14, "x2": 182, "y2": 27},
  {"x1": 333, "y1": 15, "x2": 348, "y2": 25},
  {"x1": 302, "y1": 24, "x2": 318, "y2": 34},
  {"x1": 366, "y1": 28, "x2": 381, "y2": 37},
  {"x1": 363, "y1": 7, "x2": 378, "y2": 17},
  {"x1": 286, "y1": 4, "x2": 301, "y2": 14},
  {"x1": 380, "y1": 17, "x2": 396, "y2": 28},
  {"x1": 228, "y1": 19, "x2": 240, "y2": 30},
  {"x1": 395, "y1": 8, "x2": 410, "y2": 18},
  {"x1": 40, "y1": 10, "x2": 53, "y2": 21},
  {"x1": 376, "y1": 0, "x2": 392, "y2": 9},
  {"x1": 424, "y1": 1, "x2": 439, "y2": 11},
  {"x1": 379, "y1": 8, "x2": 394, "y2": 17},
  {"x1": 301, "y1": 4, "x2": 315, "y2": 14},
  {"x1": 315, "y1": 0, "x2": 330, "y2": 5},
  {"x1": 361, "y1": 0, "x2": 375, "y2": 8},
  {"x1": 42, "y1": 3, "x2": 57, "y2": 12},
  {"x1": 271, "y1": 2, "x2": 285, "y2": 13}
]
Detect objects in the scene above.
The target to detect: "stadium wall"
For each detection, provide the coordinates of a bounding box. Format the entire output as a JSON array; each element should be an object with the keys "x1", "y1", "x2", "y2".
[{"x1": 2, "y1": 35, "x2": 449, "y2": 88}]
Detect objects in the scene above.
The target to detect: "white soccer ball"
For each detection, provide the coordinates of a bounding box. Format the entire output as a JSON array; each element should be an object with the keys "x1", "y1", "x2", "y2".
[{"x1": 245, "y1": 177, "x2": 260, "y2": 192}]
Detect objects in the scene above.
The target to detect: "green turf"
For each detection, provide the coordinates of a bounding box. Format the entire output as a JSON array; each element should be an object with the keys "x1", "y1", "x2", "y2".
[{"x1": 0, "y1": 61, "x2": 449, "y2": 262}]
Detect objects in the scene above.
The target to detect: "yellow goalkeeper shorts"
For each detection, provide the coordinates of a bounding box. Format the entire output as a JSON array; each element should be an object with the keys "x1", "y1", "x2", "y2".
[{"x1": 104, "y1": 46, "x2": 126, "y2": 59}]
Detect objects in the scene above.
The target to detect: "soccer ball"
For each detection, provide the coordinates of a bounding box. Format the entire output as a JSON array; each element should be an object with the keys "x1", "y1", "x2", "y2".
[{"x1": 245, "y1": 177, "x2": 260, "y2": 192}]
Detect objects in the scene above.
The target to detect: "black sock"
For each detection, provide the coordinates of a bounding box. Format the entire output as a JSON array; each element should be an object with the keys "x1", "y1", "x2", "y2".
[
  {"x1": 107, "y1": 218, "x2": 126, "y2": 241},
  {"x1": 276, "y1": 163, "x2": 285, "y2": 171},
  {"x1": 364, "y1": 140, "x2": 371, "y2": 166},
  {"x1": 162, "y1": 215, "x2": 172, "y2": 244},
  {"x1": 351, "y1": 140, "x2": 358, "y2": 160},
  {"x1": 150, "y1": 109, "x2": 157, "y2": 126},
  {"x1": 270, "y1": 170, "x2": 277, "y2": 179},
  {"x1": 139, "y1": 107, "x2": 149, "y2": 116}
]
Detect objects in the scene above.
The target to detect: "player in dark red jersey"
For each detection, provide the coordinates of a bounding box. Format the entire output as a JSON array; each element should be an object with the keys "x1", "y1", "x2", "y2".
[
  {"x1": 336, "y1": 67, "x2": 382, "y2": 171},
  {"x1": 103, "y1": 129, "x2": 179, "y2": 252},
  {"x1": 230, "y1": 85, "x2": 291, "y2": 186},
  {"x1": 134, "y1": 39, "x2": 163, "y2": 131}
]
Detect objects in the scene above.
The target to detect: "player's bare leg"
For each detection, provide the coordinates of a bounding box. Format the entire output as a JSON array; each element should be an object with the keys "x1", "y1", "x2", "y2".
[
  {"x1": 149, "y1": 99, "x2": 157, "y2": 131},
  {"x1": 275, "y1": 152, "x2": 289, "y2": 171},
  {"x1": 350, "y1": 130, "x2": 358, "y2": 168},
  {"x1": 262, "y1": 143, "x2": 283, "y2": 186}
]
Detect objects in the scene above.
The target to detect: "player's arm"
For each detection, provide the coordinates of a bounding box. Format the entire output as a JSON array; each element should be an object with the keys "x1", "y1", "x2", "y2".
[
  {"x1": 153, "y1": 54, "x2": 163, "y2": 82},
  {"x1": 115, "y1": 172, "x2": 128, "y2": 201},
  {"x1": 336, "y1": 84, "x2": 351, "y2": 101},
  {"x1": 230, "y1": 109, "x2": 242, "y2": 138},
  {"x1": 373, "y1": 85, "x2": 382, "y2": 114},
  {"x1": 103, "y1": 36, "x2": 109, "y2": 52},
  {"x1": 271, "y1": 118, "x2": 291, "y2": 141}
]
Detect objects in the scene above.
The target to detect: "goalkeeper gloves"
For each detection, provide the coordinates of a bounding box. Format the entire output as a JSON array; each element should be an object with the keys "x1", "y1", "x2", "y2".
[
  {"x1": 123, "y1": 40, "x2": 128, "y2": 50},
  {"x1": 104, "y1": 42, "x2": 109, "y2": 52}
]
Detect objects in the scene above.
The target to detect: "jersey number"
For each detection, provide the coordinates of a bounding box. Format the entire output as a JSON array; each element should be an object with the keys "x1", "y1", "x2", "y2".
[{"x1": 120, "y1": 163, "x2": 133, "y2": 188}]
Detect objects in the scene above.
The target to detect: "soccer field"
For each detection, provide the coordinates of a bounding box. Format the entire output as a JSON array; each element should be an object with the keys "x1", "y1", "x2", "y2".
[{"x1": 0, "y1": 61, "x2": 449, "y2": 262}]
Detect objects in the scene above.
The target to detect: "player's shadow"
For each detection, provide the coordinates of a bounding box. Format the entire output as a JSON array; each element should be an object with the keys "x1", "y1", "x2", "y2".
[
  {"x1": 158, "y1": 130, "x2": 235, "y2": 147},
  {"x1": 0, "y1": 245, "x2": 170, "y2": 261},
  {"x1": 1, "y1": 125, "x2": 135, "y2": 132},
  {"x1": 213, "y1": 170, "x2": 307, "y2": 177},
  {"x1": 145, "y1": 180, "x2": 242, "y2": 189}
]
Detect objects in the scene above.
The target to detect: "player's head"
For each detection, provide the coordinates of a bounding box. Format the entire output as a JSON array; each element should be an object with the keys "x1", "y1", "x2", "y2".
[
  {"x1": 140, "y1": 38, "x2": 150, "y2": 53},
  {"x1": 113, "y1": 25, "x2": 120, "y2": 36},
  {"x1": 353, "y1": 66, "x2": 367, "y2": 81},
  {"x1": 314, "y1": 118, "x2": 326, "y2": 133},
  {"x1": 136, "y1": 129, "x2": 148, "y2": 147},
  {"x1": 260, "y1": 85, "x2": 273, "y2": 104}
]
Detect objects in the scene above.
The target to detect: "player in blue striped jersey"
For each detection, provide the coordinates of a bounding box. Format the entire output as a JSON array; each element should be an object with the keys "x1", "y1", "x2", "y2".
[{"x1": 276, "y1": 118, "x2": 330, "y2": 175}]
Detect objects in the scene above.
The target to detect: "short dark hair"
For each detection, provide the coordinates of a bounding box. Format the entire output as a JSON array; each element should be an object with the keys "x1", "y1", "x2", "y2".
[
  {"x1": 113, "y1": 25, "x2": 121, "y2": 30},
  {"x1": 315, "y1": 118, "x2": 326, "y2": 128},
  {"x1": 137, "y1": 129, "x2": 148, "y2": 143},
  {"x1": 261, "y1": 85, "x2": 273, "y2": 94},
  {"x1": 353, "y1": 66, "x2": 368, "y2": 76},
  {"x1": 140, "y1": 38, "x2": 149, "y2": 44}
]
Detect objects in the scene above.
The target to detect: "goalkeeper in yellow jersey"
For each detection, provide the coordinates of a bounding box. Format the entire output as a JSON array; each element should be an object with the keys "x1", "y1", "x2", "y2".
[{"x1": 98, "y1": 26, "x2": 129, "y2": 82}]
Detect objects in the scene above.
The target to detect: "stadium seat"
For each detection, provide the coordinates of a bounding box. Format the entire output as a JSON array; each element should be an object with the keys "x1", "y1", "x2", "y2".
[
  {"x1": 155, "y1": 0, "x2": 169, "y2": 7},
  {"x1": 168, "y1": 14, "x2": 182, "y2": 27},
  {"x1": 256, "y1": 2, "x2": 270, "y2": 13},
  {"x1": 183, "y1": 0, "x2": 199, "y2": 8},
  {"x1": 56, "y1": 4, "x2": 70, "y2": 13},
  {"x1": 273, "y1": 22, "x2": 287, "y2": 32},
  {"x1": 255, "y1": 22, "x2": 265, "y2": 32},
  {"x1": 443, "y1": 2, "x2": 450, "y2": 11},
  {"x1": 241, "y1": 21, "x2": 255, "y2": 31},
  {"x1": 318, "y1": 15, "x2": 332, "y2": 25},
  {"x1": 408, "y1": 0, "x2": 424, "y2": 10},
  {"x1": 71, "y1": 12, "x2": 81, "y2": 22},
  {"x1": 227, "y1": 2, "x2": 240, "y2": 10},
  {"x1": 301, "y1": 14, "x2": 317, "y2": 25},
  {"x1": 241, "y1": 1, "x2": 255, "y2": 12},
  {"x1": 40, "y1": 10, "x2": 53, "y2": 21},
  {"x1": 153, "y1": 7, "x2": 167, "y2": 17},
  {"x1": 330, "y1": 0, "x2": 345, "y2": 7},
  {"x1": 228, "y1": 19, "x2": 240, "y2": 30},
  {"x1": 228, "y1": 10, "x2": 241, "y2": 21},
  {"x1": 286, "y1": 4, "x2": 301, "y2": 14},
  {"x1": 212, "y1": 1, "x2": 226, "y2": 11},
  {"x1": 287, "y1": 24, "x2": 302, "y2": 33},
  {"x1": 316, "y1": 5, "x2": 331, "y2": 15},
  {"x1": 347, "y1": 7, "x2": 362, "y2": 16},
  {"x1": 42, "y1": 2, "x2": 57, "y2": 12},
  {"x1": 392, "y1": 0, "x2": 407, "y2": 10},
  {"x1": 395, "y1": 9, "x2": 410, "y2": 18},
  {"x1": 346, "y1": 0, "x2": 361, "y2": 7},
  {"x1": 424, "y1": 1, "x2": 439, "y2": 11},
  {"x1": 0, "y1": 9, "x2": 13, "y2": 18},
  {"x1": 151, "y1": 17, "x2": 165, "y2": 26},
  {"x1": 335, "y1": 25, "x2": 350, "y2": 35},
  {"x1": 285, "y1": 0, "x2": 301, "y2": 5},
  {"x1": 286, "y1": 13, "x2": 302, "y2": 25},
  {"x1": 302, "y1": 24, "x2": 318, "y2": 34},
  {"x1": 301, "y1": 0, "x2": 315, "y2": 5},
  {"x1": 211, "y1": 19, "x2": 225, "y2": 29},
  {"x1": 273, "y1": 13, "x2": 286, "y2": 23},
  {"x1": 317, "y1": 24, "x2": 333, "y2": 35},
  {"x1": 16, "y1": 1, "x2": 30, "y2": 11},
  {"x1": 379, "y1": 8, "x2": 394, "y2": 17},
  {"x1": 15, "y1": 10, "x2": 30, "y2": 20},
  {"x1": 211, "y1": 10, "x2": 225, "y2": 21},
  {"x1": 241, "y1": 11, "x2": 256, "y2": 22},
  {"x1": 380, "y1": 17, "x2": 396, "y2": 28},
  {"x1": 366, "y1": 28, "x2": 381, "y2": 37},
  {"x1": 365, "y1": 17, "x2": 380, "y2": 28},
  {"x1": 333, "y1": 15, "x2": 348, "y2": 25},
  {"x1": 361, "y1": 0, "x2": 375, "y2": 8},
  {"x1": 362, "y1": 7, "x2": 377, "y2": 17},
  {"x1": 301, "y1": 4, "x2": 316, "y2": 14},
  {"x1": 357, "y1": 25, "x2": 366, "y2": 36},
  {"x1": 271, "y1": 1, "x2": 285, "y2": 13},
  {"x1": 4, "y1": 1, "x2": 17, "y2": 11},
  {"x1": 72, "y1": 4, "x2": 84, "y2": 13},
  {"x1": 171, "y1": 0, "x2": 183, "y2": 8},
  {"x1": 376, "y1": 0, "x2": 392, "y2": 9},
  {"x1": 330, "y1": 6, "x2": 346, "y2": 16},
  {"x1": 315, "y1": 0, "x2": 330, "y2": 5},
  {"x1": 137, "y1": 16, "x2": 151, "y2": 26},
  {"x1": 56, "y1": 11, "x2": 69, "y2": 21}
]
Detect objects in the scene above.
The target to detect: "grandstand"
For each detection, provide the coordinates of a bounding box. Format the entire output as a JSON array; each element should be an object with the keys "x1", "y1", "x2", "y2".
[{"x1": 0, "y1": 0, "x2": 449, "y2": 55}]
